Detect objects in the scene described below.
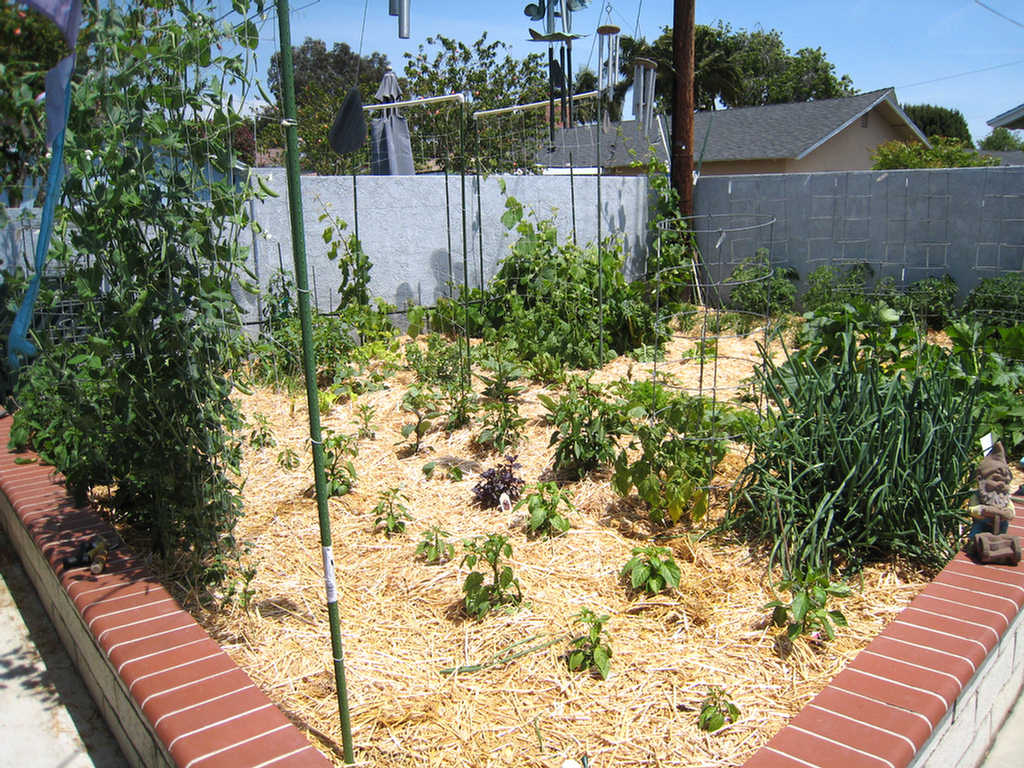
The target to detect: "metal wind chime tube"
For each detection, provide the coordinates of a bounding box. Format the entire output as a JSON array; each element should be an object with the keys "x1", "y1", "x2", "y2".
[
  {"x1": 274, "y1": 0, "x2": 355, "y2": 761},
  {"x1": 633, "y1": 57, "x2": 657, "y2": 132}
]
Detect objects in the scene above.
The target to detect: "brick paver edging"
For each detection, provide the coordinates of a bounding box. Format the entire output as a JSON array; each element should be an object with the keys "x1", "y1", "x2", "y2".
[
  {"x1": 743, "y1": 504, "x2": 1024, "y2": 768},
  {"x1": 0, "y1": 416, "x2": 331, "y2": 768}
]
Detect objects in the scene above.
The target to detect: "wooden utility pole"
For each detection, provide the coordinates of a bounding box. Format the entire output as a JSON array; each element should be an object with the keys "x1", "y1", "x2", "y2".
[{"x1": 672, "y1": 0, "x2": 695, "y2": 217}]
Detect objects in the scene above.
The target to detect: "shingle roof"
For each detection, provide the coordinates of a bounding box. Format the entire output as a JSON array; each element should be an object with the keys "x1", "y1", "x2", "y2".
[
  {"x1": 536, "y1": 87, "x2": 927, "y2": 168},
  {"x1": 988, "y1": 103, "x2": 1024, "y2": 130}
]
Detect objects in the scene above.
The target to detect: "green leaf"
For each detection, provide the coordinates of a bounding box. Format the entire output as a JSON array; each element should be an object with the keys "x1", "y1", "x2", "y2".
[
  {"x1": 568, "y1": 650, "x2": 584, "y2": 671},
  {"x1": 630, "y1": 563, "x2": 650, "y2": 589},
  {"x1": 828, "y1": 610, "x2": 848, "y2": 627},
  {"x1": 771, "y1": 605, "x2": 788, "y2": 627},
  {"x1": 593, "y1": 645, "x2": 611, "y2": 679},
  {"x1": 791, "y1": 591, "x2": 809, "y2": 623}
]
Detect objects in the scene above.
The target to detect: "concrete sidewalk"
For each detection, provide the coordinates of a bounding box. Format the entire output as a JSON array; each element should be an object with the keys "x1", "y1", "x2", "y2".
[{"x1": 0, "y1": 528, "x2": 124, "y2": 768}]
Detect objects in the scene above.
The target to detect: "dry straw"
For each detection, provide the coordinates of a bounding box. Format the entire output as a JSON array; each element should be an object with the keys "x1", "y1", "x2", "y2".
[{"x1": 189, "y1": 331, "x2": 936, "y2": 767}]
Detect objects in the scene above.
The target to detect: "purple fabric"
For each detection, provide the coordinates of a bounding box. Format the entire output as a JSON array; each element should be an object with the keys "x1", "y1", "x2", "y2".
[{"x1": 24, "y1": 0, "x2": 82, "y2": 48}]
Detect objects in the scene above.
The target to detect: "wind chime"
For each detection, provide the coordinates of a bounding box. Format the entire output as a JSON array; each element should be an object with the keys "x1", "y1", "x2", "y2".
[
  {"x1": 524, "y1": 0, "x2": 590, "y2": 142},
  {"x1": 633, "y1": 57, "x2": 657, "y2": 132},
  {"x1": 596, "y1": 22, "x2": 620, "y2": 132},
  {"x1": 388, "y1": 0, "x2": 411, "y2": 38}
]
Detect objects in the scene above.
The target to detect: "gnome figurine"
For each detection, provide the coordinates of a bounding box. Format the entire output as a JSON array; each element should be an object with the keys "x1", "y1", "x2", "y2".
[{"x1": 967, "y1": 442, "x2": 1021, "y2": 566}]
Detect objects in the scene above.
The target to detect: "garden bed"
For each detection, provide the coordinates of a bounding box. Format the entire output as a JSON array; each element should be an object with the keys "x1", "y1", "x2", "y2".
[{"x1": 177, "y1": 329, "x2": 948, "y2": 767}]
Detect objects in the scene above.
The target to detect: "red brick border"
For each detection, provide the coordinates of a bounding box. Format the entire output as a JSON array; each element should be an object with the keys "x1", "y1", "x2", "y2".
[
  {"x1": 742, "y1": 504, "x2": 1024, "y2": 768},
  {"x1": 0, "y1": 415, "x2": 331, "y2": 768}
]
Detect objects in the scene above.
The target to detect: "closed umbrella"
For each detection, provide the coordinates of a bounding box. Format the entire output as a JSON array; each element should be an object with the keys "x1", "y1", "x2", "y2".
[{"x1": 370, "y1": 67, "x2": 414, "y2": 175}]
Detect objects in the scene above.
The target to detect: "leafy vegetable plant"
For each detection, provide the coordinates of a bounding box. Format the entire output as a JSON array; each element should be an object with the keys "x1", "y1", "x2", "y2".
[
  {"x1": 539, "y1": 376, "x2": 625, "y2": 479},
  {"x1": 698, "y1": 687, "x2": 740, "y2": 732},
  {"x1": 372, "y1": 487, "x2": 411, "y2": 536},
  {"x1": 517, "y1": 482, "x2": 572, "y2": 538},
  {"x1": 473, "y1": 455, "x2": 525, "y2": 509},
  {"x1": 354, "y1": 402, "x2": 376, "y2": 440},
  {"x1": 765, "y1": 569, "x2": 850, "y2": 641},
  {"x1": 475, "y1": 345, "x2": 527, "y2": 453},
  {"x1": 399, "y1": 385, "x2": 440, "y2": 454},
  {"x1": 620, "y1": 545, "x2": 681, "y2": 595},
  {"x1": 461, "y1": 534, "x2": 522, "y2": 619},
  {"x1": 322, "y1": 431, "x2": 358, "y2": 497},
  {"x1": 416, "y1": 526, "x2": 455, "y2": 564},
  {"x1": 567, "y1": 608, "x2": 612, "y2": 680},
  {"x1": 276, "y1": 447, "x2": 300, "y2": 470},
  {"x1": 248, "y1": 413, "x2": 276, "y2": 449}
]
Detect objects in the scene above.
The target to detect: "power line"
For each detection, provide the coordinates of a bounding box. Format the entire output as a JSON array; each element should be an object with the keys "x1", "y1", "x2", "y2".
[
  {"x1": 975, "y1": 1, "x2": 1024, "y2": 30},
  {"x1": 897, "y1": 57, "x2": 1024, "y2": 89}
]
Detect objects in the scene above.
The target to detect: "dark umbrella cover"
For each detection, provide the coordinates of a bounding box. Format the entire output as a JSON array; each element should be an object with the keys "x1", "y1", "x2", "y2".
[{"x1": 370, "y1": 68, "x2": 414, "y2": 175}]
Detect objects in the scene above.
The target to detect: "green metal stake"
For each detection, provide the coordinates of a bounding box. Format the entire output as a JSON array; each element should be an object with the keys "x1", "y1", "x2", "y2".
[{"x1": 274, "y1": 1, "x2": 355, "y2": 762}]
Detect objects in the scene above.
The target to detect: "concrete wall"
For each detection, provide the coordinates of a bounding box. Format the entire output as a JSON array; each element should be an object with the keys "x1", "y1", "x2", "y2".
[
  {"x1": 242, "y1": 171, "x2": 650, "y2": 324},
  {"x1": 692, "y1": 165, "x2": 1024, "y2": 299}
]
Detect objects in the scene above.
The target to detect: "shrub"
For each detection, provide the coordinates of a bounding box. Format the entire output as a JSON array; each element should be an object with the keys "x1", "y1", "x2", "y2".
[
  {"x1": 964, "y1": 273, "x2": 1024, "y2": 327},
  {"x1": 724, "y1": 251, "x2": 798, "y2": 317}
]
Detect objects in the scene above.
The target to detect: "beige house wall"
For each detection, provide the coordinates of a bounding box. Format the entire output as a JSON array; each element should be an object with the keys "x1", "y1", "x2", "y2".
[{"x1": 698, "y1": 105, "x2": 914, "y2": 176}]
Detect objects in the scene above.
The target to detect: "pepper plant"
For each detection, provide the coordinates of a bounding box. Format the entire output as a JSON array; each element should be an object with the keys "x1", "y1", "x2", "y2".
[{"x1": 461, "y1": 534, "x2": 522, "y2": 619}]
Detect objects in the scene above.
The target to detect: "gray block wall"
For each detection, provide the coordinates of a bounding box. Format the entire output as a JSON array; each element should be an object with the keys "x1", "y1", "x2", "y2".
[
  {"x1": 692, "y1": 166, "x2": 1024, "y2": 299},
  {"x1": 243, "y1": 171, "x2": 650, "y2": 325}
]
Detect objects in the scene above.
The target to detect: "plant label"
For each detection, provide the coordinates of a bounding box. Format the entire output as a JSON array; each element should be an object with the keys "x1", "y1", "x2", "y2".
[{"x1": 981, "y1": 433, "x2": 995, "y2": 456}]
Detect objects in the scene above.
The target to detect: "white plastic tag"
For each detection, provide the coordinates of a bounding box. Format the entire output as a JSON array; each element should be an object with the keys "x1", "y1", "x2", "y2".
[
  {"x1": 981, "y1": 433, "x2": 995, "y2": 456},
  {"x1": 322, "y1": 546, "x2": 337, "y2": 603}
]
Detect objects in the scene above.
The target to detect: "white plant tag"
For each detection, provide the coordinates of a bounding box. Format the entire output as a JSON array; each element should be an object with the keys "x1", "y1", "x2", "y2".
[
  {"x1": 499, "y1": 493, "x2": 512, "y2": 514},
  {"x1": 322, "y1": 546, "x2": 337, "y2": 603},
  {"x1": 981, "y1": 433, "x2": 995, "y2": 456}
]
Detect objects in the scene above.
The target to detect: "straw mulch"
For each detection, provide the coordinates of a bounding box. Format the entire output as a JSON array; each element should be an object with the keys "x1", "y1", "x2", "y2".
[{"x1": 191, "y1": 329, "x2": 937, "y2": 767}]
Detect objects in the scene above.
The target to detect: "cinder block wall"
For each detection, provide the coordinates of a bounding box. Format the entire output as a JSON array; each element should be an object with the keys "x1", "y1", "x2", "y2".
[
  {"x1": 692, "y1": 166, "x2": 1024, "y2": 299},
  {"x1": 244, "y1": 172, "x2": 651, "y2": 324}
]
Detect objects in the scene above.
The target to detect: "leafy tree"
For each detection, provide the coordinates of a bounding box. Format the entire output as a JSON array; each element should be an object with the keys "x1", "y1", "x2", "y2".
[
  {"x1": 403, "y1": 32, "x2": 548, "y2": 172},
  {"x1": 257, "y1": 37, "x2": 391, "y2": 174},
  {"x1": 0, "y1": 0, "x2": 69, "y2": 205},
  {"x1": 872, "y1": 137, "x2": 1000, "y2": 169},
  {"x1": 617, "y1": 22, "x2": 852, "y2": 117},
  {"x1": 11, "y1": 0, "x2": 264, "y2": 586},
  {"x1": 902, "y1": 104, "x2": 972, "y2": 144},
  {"x1": 725, "y1": 26, "x2": 853, "y2": 107},
  {"x1": 978, "y1": 127, "x2": 1024, "y2": 152}
]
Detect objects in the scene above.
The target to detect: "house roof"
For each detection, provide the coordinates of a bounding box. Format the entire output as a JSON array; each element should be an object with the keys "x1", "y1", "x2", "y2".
[
  {"x1": 692, "y1": 87, "x2": 927, "y2": 161},
  {"x1": 536, "y1": 87, "x2": 927, "y2": 168},
  {"x1": 988, "y1": 103, "x2": 1024, "y2": 130}
]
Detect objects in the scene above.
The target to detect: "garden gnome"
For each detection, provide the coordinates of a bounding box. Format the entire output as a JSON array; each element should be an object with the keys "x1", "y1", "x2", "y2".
[{"x1": 967, "y1": 442, "x2": 1021, "y2": 565}]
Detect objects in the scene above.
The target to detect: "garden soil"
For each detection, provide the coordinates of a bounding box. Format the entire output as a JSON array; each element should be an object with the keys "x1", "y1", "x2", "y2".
[{"x1": 182, "y1": 327, "x2": 977, "y2": 767}]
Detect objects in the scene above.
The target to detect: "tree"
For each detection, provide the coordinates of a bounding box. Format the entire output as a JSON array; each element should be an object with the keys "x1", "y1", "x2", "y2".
[
  {"x1": 978, "y1": 127, "x2": 1024, "y2": 152},
  {"x1": 902, "y1": 104, "x2": 972, "y2": 144},
  {"x1": 872, "y1": 137, "x2": 1000, "y2": 169},
  {"x1": 257, "y1": 38, "x2": 391, "y2": 173},
  {"x1": 0, "y1": 0, "x2": 69, "y2": 205},
  {"x1": 616, "y1": 21, "x2": 852, "y2": 118},
  {"x1": 724, "y1": 26, "x2": 853, "y2": 107},
  {"x1": 402, "y1": 33, "x2": 548, "y2": 172}
]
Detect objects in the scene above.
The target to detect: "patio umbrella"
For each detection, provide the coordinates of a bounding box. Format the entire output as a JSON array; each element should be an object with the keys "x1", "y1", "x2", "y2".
[{"x1": 370, "y1": 68, "x2": 414, "y2": 175}]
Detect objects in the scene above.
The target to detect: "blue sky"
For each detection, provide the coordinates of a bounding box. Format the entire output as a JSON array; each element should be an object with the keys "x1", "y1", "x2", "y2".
[{"x1": 247, "y1": 0, "x2": 1024, "y2": 143}]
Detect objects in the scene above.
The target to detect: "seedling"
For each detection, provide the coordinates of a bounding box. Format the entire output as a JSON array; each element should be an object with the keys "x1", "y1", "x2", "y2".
[
  {"x1": 461, "y1": 534, "x2": 522, "y2": 619},
  {"x1": 354, "y1": 402, "x2": 376, "y2": 440},
  {"x1": 516, "y1": 482, "x2": 572, "y2": 538},
  {"x1": 399, "y1": 384, "x2": 440, "y2": 454},
  {"x1": 276, "y1": 446, "x2": 300, "y2": 470},
  {"x1": 567, "y1": 608, "x2": 612, "y2": 680},
  {"x1": 372, "y1": 487, "x2": 411, "y2": 536},
  {"x1": 765, "y1": 568, "x2": 850, "y2": 641},
  {"x1": 620, "y1": 545, "x2": 681, "y2": 596},
  {"x1": 322, "y1": 430, "x2": 358, "y2": 497},
  {"x1": 698, "y1": 686, "x2": 740, "y2": 732},
  {"x1": 415, "y1": 526, "x2": 455, "y2": 564},
  {"x1": 248, "y1": 413, "x2": 276, "y2": 449}
]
